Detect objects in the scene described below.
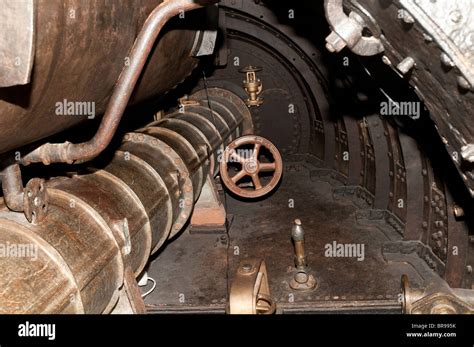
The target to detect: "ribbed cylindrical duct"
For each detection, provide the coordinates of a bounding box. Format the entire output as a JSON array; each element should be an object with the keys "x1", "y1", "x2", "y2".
[{"x1": 0, "y1": 88, "x2": 253, "y2": 313}]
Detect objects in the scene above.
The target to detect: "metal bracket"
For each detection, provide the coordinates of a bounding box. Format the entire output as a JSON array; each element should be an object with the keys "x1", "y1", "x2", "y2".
[
  {"x1": 229, "y1": 259, "x2": 276, "y2": 314},
  {"x1": 23, "y1": 178, "x2": 49, "y2": 224},
  {"x1": 461, "y1": 144, "x2": 474, "y2": 163},
  {"x1": 190, "y1": 174, "x2": 227, "y2": 233},
  {"x1": 123, "y1": 267, "x2": 147, "y2": 314},
  {"x1": 402, "y1": 275, "x2": 474, "y2": 314},
  {"x1": 191, "y1": 4, "x2": 219, "y2": 57},
  {"x1": 324, "y1": 0, "x2": 384, "y2": 56}
]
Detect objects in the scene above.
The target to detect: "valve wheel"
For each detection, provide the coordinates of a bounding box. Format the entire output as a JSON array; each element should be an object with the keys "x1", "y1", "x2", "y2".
[{"x1": 220, "y1": 135, "x2": 283, "y2": 199}]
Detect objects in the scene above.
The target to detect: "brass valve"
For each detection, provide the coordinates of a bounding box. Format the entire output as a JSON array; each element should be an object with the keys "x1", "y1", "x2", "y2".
[{"x1": 239, "y1": 65, "x2": 264, "y2": 107}]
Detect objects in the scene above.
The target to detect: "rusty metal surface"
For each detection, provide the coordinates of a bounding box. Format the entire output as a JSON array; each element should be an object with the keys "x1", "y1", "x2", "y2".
[
  {"x1": 0, "y1": 0, "x2": 35, "y2": 87},
  {"x1": 123, "y1": 266, "x2": 147, "y2": 314},
  {"x1": 132, "y1": 2, "x2": 467, "y2": 315},
  {"x1": 201, "y1": 3, "x2": 471, "y2": 296},
  {"x1": 225, "y1": 165, "x2": 413, "y2": 312},
  {"x1": 0, "y1": 87, "x2": 249, "y2": 313},
  {"x1": 0, "y1": 0, "x2": 471, "y2": 315},
  {"x1": 156, "y1": 118, "x2": 215, "y2": 181},
  {"x1": 357, "y1": 1, "x2": 474, "y2": 196},
  {"x1": 169, "y1": 111, "x2": 225, "y2": 157},
  {"x1": 0, "y1": 214, "x2": 83, "y2": 313},
  {"x1": 144, "y1": 232, "x2": 229, "y2": 313},
  {"x1": 0, "y1": 0, "x2": 202, "y2": 156},
  {"x1": 0, "y1": 163, "x2": 25, "y2": 212},
  {"x1": 20, "y1": 0, "x2": 213, "y2": 166},
  {"x1": 0, "y1": 189, "x2": 124, "y2": 314},
  {"x1": 48, "y1": 170, "x2": 152, "y2": 277},
  {"x1": 143, "y1": 162, "x2": 429, "y2": 313},
  {"x1": 98, "y1": 152, "x2": 161, "y2": 270},
  {"x1": 183, "y1": 105, "x2": 233, "y2": 144},
  {"x1": 140, "y1": 127, "x2": 204, "y2": 200},
  {"x1": 192, "y1": 88, "x2": 254, "y2": 136},
  {"x1": 197, "y1": 100, "x2": 241, "y2": 140},
  {"x1": 122, "y1": 133, "x2": 194, "y2": 241}
]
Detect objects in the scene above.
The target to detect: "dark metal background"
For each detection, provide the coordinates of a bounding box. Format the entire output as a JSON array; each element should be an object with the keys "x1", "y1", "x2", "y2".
[{"x1": 145, "y1": 1, "x2": 473, "y2": 312}]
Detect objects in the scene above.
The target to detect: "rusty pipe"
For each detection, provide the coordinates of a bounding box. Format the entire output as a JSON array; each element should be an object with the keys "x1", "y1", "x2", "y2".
[
  {"x1": 20, "y1": 0, "x2": 215, "y2": 166},
  {"x1": 0, "y1": 163, "x2": 24, "y2": 212}
]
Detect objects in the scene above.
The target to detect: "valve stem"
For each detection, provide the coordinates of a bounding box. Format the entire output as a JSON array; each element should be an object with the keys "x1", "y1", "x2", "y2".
[
  {"x1": 290, "y1": 219, "x2": 317, "y2": 291},
  {"x1": 292, "y1": 219, "x2": 307, "y2": 269}
]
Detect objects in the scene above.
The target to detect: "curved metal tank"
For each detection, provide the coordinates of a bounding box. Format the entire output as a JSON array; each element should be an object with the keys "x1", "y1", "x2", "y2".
[{"x1": 0, "y1": 0, "x2": 201, "y2": 155}]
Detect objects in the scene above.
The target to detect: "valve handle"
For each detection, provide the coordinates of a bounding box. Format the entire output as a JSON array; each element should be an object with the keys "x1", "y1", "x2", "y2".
[{"x1": 219, "y1": 135, "x2": 283, "y2": 199}]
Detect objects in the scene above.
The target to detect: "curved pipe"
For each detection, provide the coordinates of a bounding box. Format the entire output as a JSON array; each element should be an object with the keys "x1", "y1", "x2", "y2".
[
  {"x1": 0, "y1": 163, "x2": 24, "y2": 212},
  {"x1": 20, "y1": 0, "x2": 216, "y2": 166}
]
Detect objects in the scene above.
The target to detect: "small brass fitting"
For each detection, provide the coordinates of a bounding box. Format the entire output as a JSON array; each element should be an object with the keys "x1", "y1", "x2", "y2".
[
  {"x1": 239, "y1": 65, "x2": 264, "y2": 107},
  {"x1": 290, "y1": 219, "x2": 317, "y2": 291}
]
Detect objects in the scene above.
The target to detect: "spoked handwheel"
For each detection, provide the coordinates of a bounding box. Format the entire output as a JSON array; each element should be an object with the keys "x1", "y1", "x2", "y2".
[{"x1": 220, "y1": 135, "x2": 283, "y2": 199}]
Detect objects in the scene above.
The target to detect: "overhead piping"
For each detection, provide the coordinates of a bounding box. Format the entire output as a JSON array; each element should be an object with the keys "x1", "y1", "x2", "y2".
[{"x1": 20, "y1": 0, "x2": 217, "y2": 166}]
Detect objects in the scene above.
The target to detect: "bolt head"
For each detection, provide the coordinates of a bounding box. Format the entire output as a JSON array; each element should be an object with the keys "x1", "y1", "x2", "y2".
[
  {"x1": 461, "y1": 144, "x2": 474, "y2": 162},
  {"x1": 241, "y1": 264, "x2": 253, "y2": 272},
  {"x1": 449, "y1": 10, "x2": 462, "y2": 23},
  {"x1": 295, "y1": 271, "x2": 309, "y2": 284},
  {"x1": 398, "y1": 9, "x2": 415, "y2": 24},
  {"x1": 440, "y1": 53, "x2": 455, "y2": 68},
  {"x1": 325, "y1": 31, "x2": 347, "y2": 53},
  {"x1": 382, "y1": 55, "x2": 392, "y2": 66},
  {"x1": 457, "y1": 76, "x2": 472, "y2": 91}
]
